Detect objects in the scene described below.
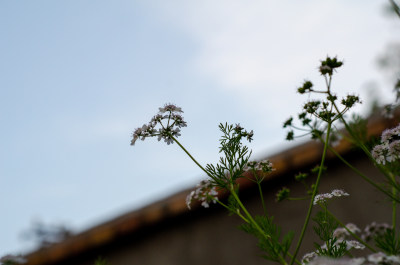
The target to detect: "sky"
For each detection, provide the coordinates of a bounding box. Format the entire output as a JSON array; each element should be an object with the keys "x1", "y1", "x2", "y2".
[{"x1": 1, "y1": 0, "x2": 399, "y2": 256}]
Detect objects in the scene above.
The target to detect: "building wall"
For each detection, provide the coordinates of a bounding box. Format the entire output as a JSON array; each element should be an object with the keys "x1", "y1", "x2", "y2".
[{"x1": 51, "y1": 151, "x2": 393, "y2": 265}]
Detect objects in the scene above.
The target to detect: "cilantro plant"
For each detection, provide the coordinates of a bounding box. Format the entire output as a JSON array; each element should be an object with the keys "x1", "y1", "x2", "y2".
[{"x1": 129, "y1": 55, "x2": 400, "y2": 265}]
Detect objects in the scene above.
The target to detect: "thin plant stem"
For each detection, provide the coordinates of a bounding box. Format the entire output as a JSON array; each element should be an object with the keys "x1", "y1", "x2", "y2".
[
  {"x1": 170, "y1": 135, "x2": 210, "y2": 177},
  {"x1": 324, "y1": 143, "x2": 400, "y2": 203},
  {"x1": 389, "y1": 172, "x2": 397, "y2": 231},
  {"x1": 286, "y1": 252, "x2": 302, "y2": 265},
  {"x1": 290, "y1": 122, "x2": 332, "y2": 265},
  {"x1": 330, "y1": 98, "x2": 399, "y2": 191},
  {"x1": 257, "y1": 181, "x2": 268, "y2": 215},
  {"x1": 216, "y1": 200, "x2": 249, "y2": 223},
  {"x1": 322, "y1": 206, "x2": 377, "y2": 253},
  {"x1": 230, "y1": 190, "x2": 288, "y2": 265}
]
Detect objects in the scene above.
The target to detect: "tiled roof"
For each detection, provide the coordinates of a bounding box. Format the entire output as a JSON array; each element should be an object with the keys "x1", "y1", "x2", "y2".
[{"x1": 24, "y1": 112, "x2": 398, "y2": 265}]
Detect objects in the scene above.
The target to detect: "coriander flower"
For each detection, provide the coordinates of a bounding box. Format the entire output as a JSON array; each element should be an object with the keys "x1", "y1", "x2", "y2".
[
  {"x1": 345, "y1": 223, "x2": 361, "y2": 234},
  {"x1": 332, "y1": 223, "x2": 360, "y2": 240},
  {"x1": 331, "y1": 189, "x2": 349, "y2": 197},
  {"x1": 333, "y1": 227, "x2": 348, "y2": 239},
  {"x1": 345, "y1": 240, "x2": 365, "y2": 250},
  {"x1": 245, "y1": 159, "x2": 274, "y2": 173},
  {"x1": 186, "y1": 180, "x2": 218, "y2": 210},
  {"x1": 158, "y1": 104, "x2": 183, "y2": 113},
  {"x1": 302, "y1": 251, "x2": 317, "y2": 264},
  {"x1": 362, "y1": 222, "x2": 391, "y2": 241},
  {"x1": 372, "y1": 123, "x2": 400, "y2": 165},
  {"x1": 233, "y1": 123, "x2": 254, "y2": 142},
  {"x1": 308, "y1": 257, "x2": 364, "y2": 265},
  {"x1": 131, "y1": 103, "x2": 186, "y2": 146},
  {"x1": 368, "y1": 252, "x2": 387, "y2": 264},
  {"x1": 313, "y1": 189, "x2": 349, "y2": 205},
  {"x1": 313, "y1": 193, "x2": 333, "y2": 205}
]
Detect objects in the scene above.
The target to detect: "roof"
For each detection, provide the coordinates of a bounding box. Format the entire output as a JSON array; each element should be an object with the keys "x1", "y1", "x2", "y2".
[{"x1": 24, "y1": 112, "x2": 399, "y2": 265}]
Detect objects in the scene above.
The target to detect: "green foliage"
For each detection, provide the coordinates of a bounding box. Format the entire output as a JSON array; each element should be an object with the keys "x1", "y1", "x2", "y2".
[
  {"x1": 313, "y1": 211, "x2": 338, "y2": 242},
  {"x1": 275, "y1": 187, "x2": 290, "y2": 202},
  {"x1": 283, "y1": 117, "x2": 293, "y2": 128},
  {"x1": 298, "y1": 80, "x2": 313, "y2": 94},
  {"x1": 94, "y1": 257, "x2": 110, "y2": 265},
  {"x1": 314, "y1": 238, "x2": 348, "y2": 259},
  {"x1": 240, "y1": 215, "x2": 294, "y2": 262},
  {"x1": 312, "y1": 211, "x2": 348, "y2": 259},
  {"x1": 205, "y1": 123, "x2": 252, "y2": 189},
  {"x1": 295, "y1": 172, "x2": 308, "y2": 182},
  {"x1": 311, "y1": 165, "x2": 327, "y2": 175},
  {"x1": 227, "y1": 187, "x2": 240, "y2": 216},
  {"x1": 286, "y1": 130, "x2": 294, "y2": 141},
  {"x1": 375, "y1": 228, "x2": 400, "y2": 255},
  {"x1": 389, "y1": 0, "x2": 400, "y2": 17}
]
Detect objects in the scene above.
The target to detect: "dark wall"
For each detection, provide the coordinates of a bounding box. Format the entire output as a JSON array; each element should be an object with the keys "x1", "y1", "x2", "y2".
[{"x1": 54, "y1": 151, "x2": 393, "y2": 265}]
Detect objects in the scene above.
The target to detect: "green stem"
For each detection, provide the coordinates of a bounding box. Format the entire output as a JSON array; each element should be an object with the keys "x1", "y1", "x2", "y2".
[
  {"x1": 389, "y1": 172, "x2": 397, "y2": 231},
  {"x1": 287, "y1": 253, "x2": 302, "y2": 265},
  {"x1": 230, "y1": 190, "x2": 288, "y2": 265},
  {"x1": 257, "y1": 181, "x2": 268, "y2": 215},
  {"x1": 323, "y1": 206, "x2": 377, "y2": 252},
  {"x1": 325, "y1": 145, "x2": 400, "y2": 203},
  {"x1": 170, "y1": 135, "x2": 211, "y2": 177},
  {"x1": 216, "y1": 200, "x2": 250, "y2": 223},
  {"x1": 330, "y1": 99, "x2": 399, "y2": 191},
  {"x1": 290, "y1": 122, "x2": 332, "y2": 265}
]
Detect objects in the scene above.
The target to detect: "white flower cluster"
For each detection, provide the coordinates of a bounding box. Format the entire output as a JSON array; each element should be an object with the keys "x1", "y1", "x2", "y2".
[
  {"x1": 333, "y1": 223, "x2": 361, "y2": 240},
  {"x1": 305, "y1": 254, "x2": 400, "y2": 265},
  {"x1": 303, "y1": 252, "x2": 400, "y2": 265},
  {"x1": 313, "y1": 189, "x2": 349, "y2": 205},
  {"x1": 244, "y1": 160, "x2": 275, "y2": 173},
  {"x1": 186, "y1": 180, "x2": 218, "y2": 210},
  {"x1": 361, "y1": 222, "x2": 391, "y2": 241},
  {"x1": 367, "y1": 252, "x2": 400, "y2": 265},
  {"x1": 302, "y1": 243, "x2": 365, "y2": 265},
  {"x1": 0, "y1": 255, "x2": 26, "y2": 264},
  {"x1": 131, "y1": 103, "x2": 187, "y2": 146},
  {"x1": 371, "y1": 124, "x2": 400, "y2": 165}
]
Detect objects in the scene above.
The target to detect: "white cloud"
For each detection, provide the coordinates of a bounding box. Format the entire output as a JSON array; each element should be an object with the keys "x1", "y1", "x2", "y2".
[{"x1": 148, "y1": 0, "x2": 397, "y2": 115}]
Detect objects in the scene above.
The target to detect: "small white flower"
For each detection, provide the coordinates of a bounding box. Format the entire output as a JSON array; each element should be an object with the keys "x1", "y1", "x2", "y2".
[
  {"x1": 302, "y1": 251, "x2": 317, "y2": 263},
  {"x1": 158, "y1": 103, "x2": 183, "y2": 114},
  {"x1": 368, "y1": 252, "x2": 386, "y2": 264},
  {"x1": 333, "y1": 227, "x2": 348, "y2": 239},
  {"x1": 345, "y1": 223, "x2": 361, "y2": 234},
  {"x1": 346, "y1": 240, "x2": 365, "y2": 250},
  {"x1": 186, "y1": 180, "x2": 218, "y2": 210},
  {"x1": 313, "y1": 193, "x2": 333, "y2": 205},
  {"x1": 308, "y1": 257, "x2": 362, "y2": 265},
  {"x1": 387, "y1": 255, "x2": 400, "y2": 264},
  {"x1": 350, "y1": 257, "x2": 366, "y2": 265},
  {"x1": 362, "y1": 222, "x2": 391, "y2": 241},
  {"x1": 331, "y1": 189, "x2": 349, "y2": 197},
  {"x1": 186, "y1": 191, "x2": 195, "y2": 210}
]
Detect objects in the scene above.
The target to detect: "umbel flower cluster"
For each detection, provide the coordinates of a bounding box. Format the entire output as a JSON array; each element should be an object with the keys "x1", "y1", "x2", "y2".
[
  {"x1": 372, "y1": 124, "x2": 400, "y2": 165},
  {"x1": 185, "y1": 179, "x2": 218, "y2": 210},
  {"x1": 313, "y1": 189, "x2": 349, "y2": 205},
  {"x1": 131, "y1": 103, "x2": 187, "y2": 145}
]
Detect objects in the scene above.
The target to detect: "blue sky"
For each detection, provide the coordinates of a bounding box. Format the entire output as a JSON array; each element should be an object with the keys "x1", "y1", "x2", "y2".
[{"x1": 1, "y1": 0, "x2": 399, "y2": 255}]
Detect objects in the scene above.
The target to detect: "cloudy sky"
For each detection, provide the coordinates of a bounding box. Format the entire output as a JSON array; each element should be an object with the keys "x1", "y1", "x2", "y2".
[{"x1": 1, "y1": 0, "x2": 399, "y2": 255}]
